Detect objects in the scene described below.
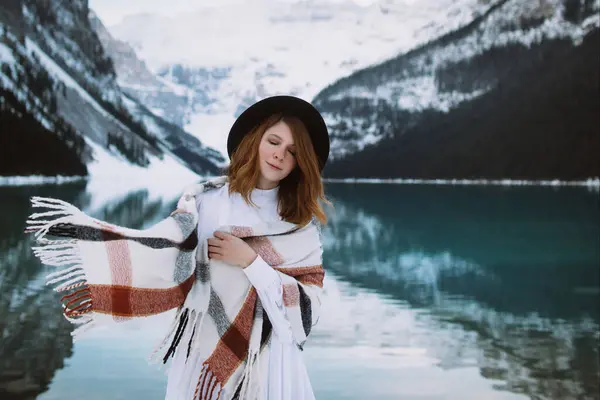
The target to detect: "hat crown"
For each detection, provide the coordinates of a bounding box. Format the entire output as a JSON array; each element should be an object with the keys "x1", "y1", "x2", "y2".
[{"x1": 227, "y1": 95, "x2": 330, "y2": 171}]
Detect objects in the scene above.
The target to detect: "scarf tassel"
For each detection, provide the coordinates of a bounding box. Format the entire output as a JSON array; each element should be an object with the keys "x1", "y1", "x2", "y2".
[
  {"x1": 236, "y1": 349, "x2": 263, "y2": 400},
  {"x1": 148, "y1": 306, "x2": 205, "y2": 371},
  {"x1": 162, "y1": 308, "x2": 190, "y2": 363},
  {"x1": 190, "y1": 317, "x2": 262, "y2": 400},
  {"x1": 148, "y1": 307, "x2": 184, "y2": 366},
  {"x1": 25, "y1": 196, "x2": 97, "y2": 339},
  {"x1": 194, "y1": 364, "x2": 223, "y2": 400},
  {"x1": 238, "y1": 303, "x2": 264, "y2": 400},
  {"x1": 25, "y1": 197, "x2": 85, "y2": 240}
]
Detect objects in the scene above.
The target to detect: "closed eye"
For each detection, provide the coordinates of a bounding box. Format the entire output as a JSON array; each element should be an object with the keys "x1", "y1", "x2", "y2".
[{"x1": 267, "y1": 137, "x2": 295, "y2": 156}]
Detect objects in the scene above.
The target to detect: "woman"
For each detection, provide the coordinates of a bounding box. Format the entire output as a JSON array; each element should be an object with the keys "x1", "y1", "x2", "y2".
[{"x1": 26, "y1": 96, "x2": 330, "y2": 400}]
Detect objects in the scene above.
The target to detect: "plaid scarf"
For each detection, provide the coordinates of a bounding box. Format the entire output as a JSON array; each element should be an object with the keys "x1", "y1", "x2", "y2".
[{"x1": 26, "y1": 177, "x2": 324, "y2": 399}]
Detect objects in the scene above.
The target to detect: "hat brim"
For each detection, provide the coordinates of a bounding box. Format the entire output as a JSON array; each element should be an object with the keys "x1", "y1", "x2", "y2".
[{"x1": 227, "y1": 96, "x2": 330, "y2": 170}]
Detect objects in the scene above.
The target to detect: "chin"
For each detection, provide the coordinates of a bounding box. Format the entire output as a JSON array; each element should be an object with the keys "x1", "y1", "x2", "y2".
[{"x1": 260, "y1": 168, "x2": 282, "y2": 183}]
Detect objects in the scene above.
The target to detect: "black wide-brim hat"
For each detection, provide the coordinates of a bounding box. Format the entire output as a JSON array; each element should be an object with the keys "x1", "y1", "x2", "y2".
[{"x1": 227, "y1": 95, "x2": 330, "y2": 170}]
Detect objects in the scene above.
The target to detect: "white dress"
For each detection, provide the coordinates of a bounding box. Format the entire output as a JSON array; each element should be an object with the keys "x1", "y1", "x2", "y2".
[{"x1": 165, "y1": 183, "x2": 316, "y2": 400}]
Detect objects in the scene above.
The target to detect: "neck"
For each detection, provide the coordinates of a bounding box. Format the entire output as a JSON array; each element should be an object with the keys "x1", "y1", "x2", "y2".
[{"x1": 256, "y1": 177, "x2": 279, "y2": 190}]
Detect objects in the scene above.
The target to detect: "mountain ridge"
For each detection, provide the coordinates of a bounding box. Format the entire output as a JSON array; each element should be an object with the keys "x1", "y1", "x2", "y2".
[
  {"x1": 104, "y1": 0, "x2": 487, "y2": 156},
  {"x1": 314, "y1": 0, "x2": 599, "y2": 180},
  {"x1": 0, "y1": 0, "x2": 223, "y2": 179}
]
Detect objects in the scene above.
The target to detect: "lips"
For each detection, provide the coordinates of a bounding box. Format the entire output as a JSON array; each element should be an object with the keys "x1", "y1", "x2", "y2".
[{"x1": 266, "y1": 162, "x2": 282, "y2": 171}]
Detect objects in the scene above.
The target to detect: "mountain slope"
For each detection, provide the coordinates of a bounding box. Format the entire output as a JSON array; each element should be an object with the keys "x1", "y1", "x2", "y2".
[
  {"x1": 0, "y1": 86, "x2": 89, "y2": 177},
  {"x1": 0, "y1": 0, "x2": 222, "y2": 178},
  {"x1": 314, "y1": 0, "x2": 600, "y2": 180},
  {"x1": 106, "y1": 0, "x2": 491, "y2": 156},
  {"x1": 88, "y1": 11, "x2": 224, "y2": 172},
  {"x1": 89, "y1": 11, "x2": 196, "y2": 132}
]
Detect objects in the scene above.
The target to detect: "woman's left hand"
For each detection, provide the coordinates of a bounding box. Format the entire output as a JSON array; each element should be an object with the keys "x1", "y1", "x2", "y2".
[{"x1": 207, "y1": 231, "x2": 257, "y2": 268}]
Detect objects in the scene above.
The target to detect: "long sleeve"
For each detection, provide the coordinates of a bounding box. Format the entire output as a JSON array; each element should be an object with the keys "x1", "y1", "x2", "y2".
[
  {"x1": 244, "y1": 256, "x2": 317, "y2": 400},
  {"x1": 244, "y1": 255, "x2": 295, "y2": 344}
]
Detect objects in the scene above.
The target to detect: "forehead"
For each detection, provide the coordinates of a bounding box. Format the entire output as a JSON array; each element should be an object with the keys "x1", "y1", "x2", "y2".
[{"x1": 264, "y1": 121, "x2": 294, "y2": 144}]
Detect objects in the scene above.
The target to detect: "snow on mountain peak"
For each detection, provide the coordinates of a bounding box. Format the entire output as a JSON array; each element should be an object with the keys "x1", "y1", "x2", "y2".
[{"x1": 103, "y1": 0, "x2": 484, "y2": 156}]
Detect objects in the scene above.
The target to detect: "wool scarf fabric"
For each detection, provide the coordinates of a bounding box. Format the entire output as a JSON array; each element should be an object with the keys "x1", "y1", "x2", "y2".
[{"x1": 25, "y1": 177, "x2": 325, "y2": 399}]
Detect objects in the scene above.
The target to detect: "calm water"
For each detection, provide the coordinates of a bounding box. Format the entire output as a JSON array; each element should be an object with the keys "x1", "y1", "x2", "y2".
[{"x1": 0, "y1": 181, "x2": 598, "y2": 400}]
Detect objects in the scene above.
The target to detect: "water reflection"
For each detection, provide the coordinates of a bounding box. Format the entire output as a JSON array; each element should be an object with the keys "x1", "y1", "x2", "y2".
[
  {"x1": 0, "y1": 182, "x2": 598, "y2": 399},
  {"x1": 0, "y1": 185, "x2": 86, "y2": 399},
  {"x1": 320, "y1": 183, "x2": 600, "y2": 399},
  {"x1": 0, "y1": 183, "x2": 178, "y2": 399}
]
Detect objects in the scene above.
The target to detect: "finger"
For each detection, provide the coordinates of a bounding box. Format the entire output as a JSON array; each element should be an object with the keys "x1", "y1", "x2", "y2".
[
  {"x1": 208, "y1": 252, "x2": 222, "y2": 259},
  {"x1": 207, "y1": 238, "x2": 221, "y2": 247},
  {"x1": 213, "y1": 231, "x2": 231, "y2": 240},
  {"x1": 208, "y1": 244, "x2": 223, "y2": 253},
  {"x1": 208, "y1": 245, "x2": 223, "y2": 253}
]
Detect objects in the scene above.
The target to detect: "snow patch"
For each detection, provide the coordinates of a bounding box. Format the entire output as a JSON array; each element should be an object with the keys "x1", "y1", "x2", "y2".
[
  {"x1": 0, "y1": 42, "x2": 17, "y2": 65},
  {"x1": 26, "y1": 40, "x2": 109, "y2": 117},
  {"x1": 107, "y1": 0, "x2": 484, "y2": 157},
  {"x1": 329, "y1": 76, "x2": 489, "y2": 112},
  {"x1": 86, "y1": 139, "x2": 197, "y2": 181},
  {"x1": 154, "y1": 74, "x2": 193, "y2": 97},
  {"x1": 83, "y1": 139, "x2": 205, "y2": 209},
  {"x1": 185, "y1": 112, "x2": 236, "y2": 160},
  {"x1": 0, "y1": 43, "x2": 56, "y2": 131},
  {"x1": 327, "y1": 0, "x2": 599, "y2": 113},
  {"x1": 25, "y1": 38, "x2": 134, "y2": 135}
]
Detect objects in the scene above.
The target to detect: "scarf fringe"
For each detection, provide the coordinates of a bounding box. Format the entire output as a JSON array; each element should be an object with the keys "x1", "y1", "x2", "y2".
[
  {"x1": 191, "y1": 308, "x2": 210, "y2": 350},
  {"x1": 26, "y1": 196, "x2": 95, "y2": 338},
  {"x1": 194, "y1": 364, "x2": 223, "y2": 400},
  {"x1": 148, "y1": 306, "x2": 202, "y2": 366},
  {"x1": 161, "y1": 308, "x2": 190, "y2": 363},
  {"x1": 238, "y1": 352, "x2": 259, "y2": 400},
  {"x1": 238, "y1": 305, "x2": 264, "y2": 400},
  {"x1": 25, "y1": 197, "x2": 84, "y2": 239},
  {"x1": 149, "y1": 306, "x2": 185, "y2": 365},
  {"x1": 187, "y1": 310, "x2": 205, "y2": 361}
]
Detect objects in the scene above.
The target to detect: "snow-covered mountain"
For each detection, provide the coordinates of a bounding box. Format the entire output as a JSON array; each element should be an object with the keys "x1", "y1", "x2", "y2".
[
  {"x1": 105, "y1": 0, "x2": 491, "y2": 156},
  {"x1": 0, "y1": 0, "x2": 223, "y2": 180},
  {"x1": 314, "y1": 0, "x2": 600, "y2": 180},
  {"x1": 89, "y1": 11, "x2": 196, "y2": 131}
]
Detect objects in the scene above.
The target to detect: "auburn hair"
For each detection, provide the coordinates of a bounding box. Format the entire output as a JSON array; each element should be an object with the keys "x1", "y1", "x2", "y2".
[{"x1": 227, "y1": 113, "x2": 330, "y2": 226}]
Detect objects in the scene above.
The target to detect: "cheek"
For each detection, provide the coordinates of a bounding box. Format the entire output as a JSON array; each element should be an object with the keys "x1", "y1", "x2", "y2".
[
  {"x1": 258, "y1": 143, "x2": 268, "y2": 162},
  {"x1": 285, "y1": 158, "x2": 297, "y2": 173}
]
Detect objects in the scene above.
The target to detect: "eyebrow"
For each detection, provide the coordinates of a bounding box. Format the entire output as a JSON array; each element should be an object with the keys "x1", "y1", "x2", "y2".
[{"x1": 268, "y1": 134, "x2": 296, "y2": 147}]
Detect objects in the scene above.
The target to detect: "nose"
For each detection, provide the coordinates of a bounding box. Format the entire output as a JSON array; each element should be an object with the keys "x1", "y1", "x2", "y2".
[{"x1": 273, "y1": 147, "x2": 285, "y2": 161}]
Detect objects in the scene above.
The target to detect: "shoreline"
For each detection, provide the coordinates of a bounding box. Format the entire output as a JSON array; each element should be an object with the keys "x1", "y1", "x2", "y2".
[
  {"x1": 0, "y1": 175, "x2": 87, "y2": 186},
  {"x1": 2, "y1": 175, "x2": 599, "y2": 190},
  {"x1": 324, "y1": 177, "x2": 600, "y2": 190}
]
